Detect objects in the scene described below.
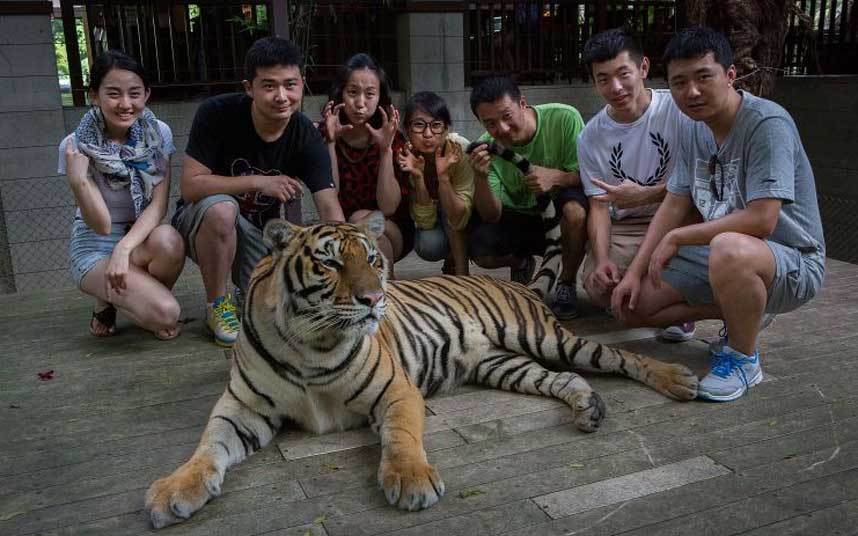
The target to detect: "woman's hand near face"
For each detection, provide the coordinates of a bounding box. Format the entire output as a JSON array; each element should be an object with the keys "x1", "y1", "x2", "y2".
[
  {"x1": 367, "y1": 105, "x2": 400, "y2": 150},
  {"x1": 322, "y1": 100, "x2": 353, "y2": 143},
  {"x1": 397, "y1": 143, "x2": 425, "y2": 181},
  {"x1": 435, "y1": 138, "x2": 461, "y2": 180}
]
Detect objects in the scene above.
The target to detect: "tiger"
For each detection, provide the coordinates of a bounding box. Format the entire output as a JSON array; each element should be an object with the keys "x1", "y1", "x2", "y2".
[{"x1": 145, "y1": 206, "x2": 699, "y2": 529}]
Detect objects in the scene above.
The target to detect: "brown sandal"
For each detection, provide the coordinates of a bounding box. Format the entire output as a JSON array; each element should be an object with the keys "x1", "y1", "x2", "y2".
[{"x1": 90, "y1": 304, "x2": 117, "y2": 337}]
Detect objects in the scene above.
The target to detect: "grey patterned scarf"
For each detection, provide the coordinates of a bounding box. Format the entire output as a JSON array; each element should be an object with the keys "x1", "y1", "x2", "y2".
[{"x1": 74, "y1": 107, "x2": 165, "y2": 218}]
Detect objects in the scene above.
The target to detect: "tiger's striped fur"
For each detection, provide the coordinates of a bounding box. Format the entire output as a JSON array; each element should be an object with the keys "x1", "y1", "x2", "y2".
[{"x1": 145, "y1": 212, "x2": 698, "y2": 529}]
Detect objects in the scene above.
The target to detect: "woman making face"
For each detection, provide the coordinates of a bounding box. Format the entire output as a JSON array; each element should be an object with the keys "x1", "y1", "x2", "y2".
[
  {"x1": 398, "y1": 92, "x2": 475, "y2": 276},
  {"x1": 320, "y1": 53, "x2": 412, "y2": 277}
]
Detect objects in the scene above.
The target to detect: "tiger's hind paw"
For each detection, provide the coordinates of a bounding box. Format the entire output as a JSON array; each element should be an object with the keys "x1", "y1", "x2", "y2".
[
  {"x1": 652, "y1": 362, "x2": 699, "y2": 401},
  {"x1": 571, "y1": 391, "x2": 606, "y2": 433},
  {"x1": 145, "y1": 455, "x2": 222, "y2": 529},
  {"x1": 378, "y1": 458, "x2": 445, "y2": 511}
]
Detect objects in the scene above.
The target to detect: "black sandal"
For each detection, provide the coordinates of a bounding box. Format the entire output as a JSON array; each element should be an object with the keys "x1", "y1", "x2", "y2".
[{"x1": 90, "y1": 304, "x2": 117, "y2": 337}]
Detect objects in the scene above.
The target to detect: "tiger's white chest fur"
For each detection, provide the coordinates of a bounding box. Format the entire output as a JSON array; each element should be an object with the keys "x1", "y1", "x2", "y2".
[{"x1": 291, "y1": 388, "x2": 367, "y2": 434}]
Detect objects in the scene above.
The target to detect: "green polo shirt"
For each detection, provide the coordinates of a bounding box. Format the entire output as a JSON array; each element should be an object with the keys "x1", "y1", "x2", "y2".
[{"x1": 479, "y1": 103, "x2": 584, "y2": 215}]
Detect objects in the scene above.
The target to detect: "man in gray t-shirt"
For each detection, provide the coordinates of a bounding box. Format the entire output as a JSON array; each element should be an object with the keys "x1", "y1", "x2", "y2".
[{"x1": 611, "y1": 27, "x2": 825, "y2": 402}]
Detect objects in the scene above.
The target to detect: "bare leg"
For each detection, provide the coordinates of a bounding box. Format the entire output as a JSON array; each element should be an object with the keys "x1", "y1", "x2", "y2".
[
  {"x1": 80, "y1": 262, "x2": 181, "y2": 338},
  {"x1": 80, "y1": 224, "x2": 184, "y2": 339},
  {"x1": 446, "y1": 225, "x2": 469, "y2": 275},
  {"x1": 708, "y1": 232, "x2": 775, "y2": 355},
  {"x1": 559, "y1": 201, "x2": 587, "y2": 284},
  {"x1": 131, "y1": 224, "x2": 185, "y2": 290},
  {"x1": 194, "y1": 202, "x2": 238, "y2": 302},
  {"x1": 618, "y1": 274, "x2": 722, "y2": 328}
]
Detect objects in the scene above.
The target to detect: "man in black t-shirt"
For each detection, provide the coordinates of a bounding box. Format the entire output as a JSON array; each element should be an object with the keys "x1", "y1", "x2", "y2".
[{"x1": 173, "y1": 37, "x2": 344, "y2": 347}]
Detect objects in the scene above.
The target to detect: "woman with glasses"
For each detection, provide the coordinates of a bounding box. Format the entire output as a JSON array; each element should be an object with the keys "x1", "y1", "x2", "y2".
[
  {"x1": 319, "y1": 53, "x2": 412, "y2": 277},
  {"x1": 397, "y1": 92, "x2": 475, "y2": 275}
]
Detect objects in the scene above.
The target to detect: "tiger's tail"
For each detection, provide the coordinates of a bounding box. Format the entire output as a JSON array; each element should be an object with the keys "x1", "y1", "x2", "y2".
[
  {"x1": 464, "y1": 140, "x2": 563, "y2": 299},
  {"x1": 527, "y1": 195, "x2": 562, "y2": 299}
]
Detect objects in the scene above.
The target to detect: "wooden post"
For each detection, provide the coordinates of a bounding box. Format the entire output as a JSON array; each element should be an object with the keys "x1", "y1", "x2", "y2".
[
  {"x1": 271, "y1": 0, "x2": 290, "y2": 39},
  {"x1": 60, "y1": 0, "x2": 86, "y2": 105}
]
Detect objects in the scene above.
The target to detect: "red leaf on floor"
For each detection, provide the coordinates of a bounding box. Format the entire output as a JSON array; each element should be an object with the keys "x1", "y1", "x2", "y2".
[{"x1": 37, "y1": 370, "x2": 55, "y2": 381}]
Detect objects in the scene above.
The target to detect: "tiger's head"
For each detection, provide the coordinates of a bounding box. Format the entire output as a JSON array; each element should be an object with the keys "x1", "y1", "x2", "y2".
[{"x1": 261, "y1": 211, "x2": 388, "y2": 345}]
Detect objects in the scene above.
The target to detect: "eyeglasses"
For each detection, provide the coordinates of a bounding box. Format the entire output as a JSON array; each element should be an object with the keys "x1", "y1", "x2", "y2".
[
  {"x1": 410, "y1": 120, "x2": 446, "y2": 134},
  {"x1": 708, "y1": 154, "x2": 725, "y2": 201}
]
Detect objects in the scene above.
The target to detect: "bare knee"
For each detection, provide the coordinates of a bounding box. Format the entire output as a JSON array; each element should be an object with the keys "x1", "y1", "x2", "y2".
[
  {"x1": 200, "y1": 202, "x2": 238, "y2": 240},
  {"x1": 149, "y1": 296, "x2": 181, "y2": 329},
  {"x1": 148, "y1": 225, "x2": 185, "y2": 262},
  {"x1": 709, "y1": 232, "x2": 757, "y2": 278},
  {"x1": 561, "y1": 202, "x2": 587, "y2": 230},
  {"x1": 349, "y1": 210, "x2": 373, "y2": 224}
]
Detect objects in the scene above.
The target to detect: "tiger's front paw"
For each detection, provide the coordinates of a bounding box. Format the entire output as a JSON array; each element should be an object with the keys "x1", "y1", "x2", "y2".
[
  {"x1": 145, "y1": 455, "x2": 223, "y2": 529},
  {"x1": 378, "y1": 456, "x2": 445, "y2": 511}
]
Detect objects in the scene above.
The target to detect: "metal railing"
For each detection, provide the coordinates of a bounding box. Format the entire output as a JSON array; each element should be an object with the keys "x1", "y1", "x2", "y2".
[
  {"x1": 58, "y1": 1, "x2": 402, "y2": 103},
  {"x1": 464, "y1": 0, "x2": 679, "y2": 86},
  {"x1": 783, "y1": 0, "x2": 858, "y2": 74}
]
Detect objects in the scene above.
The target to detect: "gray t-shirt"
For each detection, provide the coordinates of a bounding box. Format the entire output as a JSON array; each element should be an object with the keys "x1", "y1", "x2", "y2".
[
  {"x1": 58, "y1": 119, "x2": 175, "y2": 224},
  {"x1": 667, "y1": 91, "x2": 824, "y2": 256}
]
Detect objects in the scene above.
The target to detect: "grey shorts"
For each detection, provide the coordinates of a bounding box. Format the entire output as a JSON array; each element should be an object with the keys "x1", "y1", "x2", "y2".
[
  {"x1": 661, "y1": 241, "x2": 825, "y2": 315},
  {"x1": 172, "y1": 194, "x2": 269, "y2": 294}
]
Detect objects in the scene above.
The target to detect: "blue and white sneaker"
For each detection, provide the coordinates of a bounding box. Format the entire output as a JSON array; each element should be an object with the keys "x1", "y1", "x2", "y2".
[{"x1": 698, "y1": 346, "x2": 763, "y2": 402}]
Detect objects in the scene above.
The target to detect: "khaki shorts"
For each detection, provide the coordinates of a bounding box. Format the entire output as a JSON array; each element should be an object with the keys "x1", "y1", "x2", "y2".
[{"x1": 581, "y1": 220, "x2": 649, "y2": 287}]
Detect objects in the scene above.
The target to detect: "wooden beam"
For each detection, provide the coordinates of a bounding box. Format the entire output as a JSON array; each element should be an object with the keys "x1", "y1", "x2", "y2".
[
  {"x1": 271, "y1": 0, "x2": 290, "y2": 39},
  {"x1": 0, "y1": 1, "x2": 52, "y2": 15},
  {"x1": 60, "y1": 0, "x2": 86, "y2": 106}
]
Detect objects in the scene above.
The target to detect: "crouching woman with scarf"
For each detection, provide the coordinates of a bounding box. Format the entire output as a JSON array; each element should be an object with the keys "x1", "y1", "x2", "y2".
[{"x1": 59, "y1": 50, "x2": 184, "y2": 339}]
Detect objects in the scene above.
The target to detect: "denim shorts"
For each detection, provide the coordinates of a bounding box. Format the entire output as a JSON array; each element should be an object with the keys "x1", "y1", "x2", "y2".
[
  {"x1": 661, "y1": 241, "x2": 825, "y2": 315},
  {"x1": 68, "y1": 219, "x2": 129, "y2": 288}
]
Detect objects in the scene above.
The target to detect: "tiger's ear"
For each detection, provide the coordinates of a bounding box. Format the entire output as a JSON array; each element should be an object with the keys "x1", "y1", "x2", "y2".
[
  {"x1": 263, "y1": 219, "x2": 301, "y2": 251},
  {"x1": 356, "y1": 211, "x2": 385, "y2": 240}
]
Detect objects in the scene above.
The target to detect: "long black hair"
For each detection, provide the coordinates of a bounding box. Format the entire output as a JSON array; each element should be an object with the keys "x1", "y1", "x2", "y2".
[{"x1": 327, "y1": 53, "x2": 392, "y2": 129}]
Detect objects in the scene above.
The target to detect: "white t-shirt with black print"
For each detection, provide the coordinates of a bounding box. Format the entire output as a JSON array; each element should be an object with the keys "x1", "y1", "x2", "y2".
[{"x1": 578, "y1": 89, "x2": 690, "y2": 220}]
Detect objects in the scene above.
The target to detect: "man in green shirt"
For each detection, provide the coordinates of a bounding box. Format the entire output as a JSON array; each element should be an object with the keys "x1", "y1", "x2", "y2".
[{"x1": 468, "y1": 76, "x2": 588, "y2": 319}]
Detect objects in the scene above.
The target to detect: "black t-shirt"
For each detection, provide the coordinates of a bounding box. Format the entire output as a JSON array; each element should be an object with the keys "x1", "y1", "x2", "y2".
[{"x1": 184, "y1": 93, "x2": 335, "y2": 229}]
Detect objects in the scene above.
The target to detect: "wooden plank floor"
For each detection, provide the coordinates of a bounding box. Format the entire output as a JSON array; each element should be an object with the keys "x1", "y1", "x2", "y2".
[{"x1": 1, "y1": 255, "x2": 857, "y2": 536}]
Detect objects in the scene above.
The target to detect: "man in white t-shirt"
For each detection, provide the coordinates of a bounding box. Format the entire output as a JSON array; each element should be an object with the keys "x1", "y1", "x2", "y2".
[{"x1": 578, "y1": 28, "x2": 697, "y2": 341}]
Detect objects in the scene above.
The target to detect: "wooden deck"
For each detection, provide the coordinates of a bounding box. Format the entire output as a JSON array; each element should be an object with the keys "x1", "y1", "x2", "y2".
[{"x1": 1, "y1": 255, "x2": 857, "y2": 536}]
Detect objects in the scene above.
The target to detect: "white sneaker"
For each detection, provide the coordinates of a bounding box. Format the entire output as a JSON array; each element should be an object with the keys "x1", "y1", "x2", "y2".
[
  {"x1": 659, "y1": 321, "x2": 696, "y2": 342},
  {"x1": 699, "y1": 346, "x2": 763, "y2": 402}
]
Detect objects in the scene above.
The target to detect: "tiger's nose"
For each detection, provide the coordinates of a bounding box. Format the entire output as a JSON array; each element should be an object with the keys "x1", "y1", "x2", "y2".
[{"x1": 357, "y1": 291, "x2": 383, "y2": 307}]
